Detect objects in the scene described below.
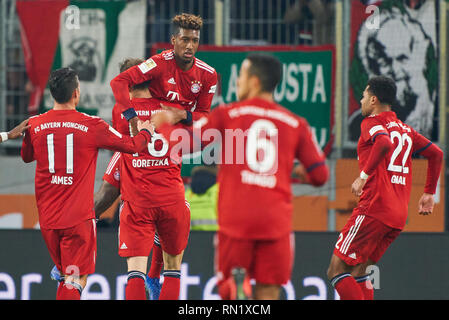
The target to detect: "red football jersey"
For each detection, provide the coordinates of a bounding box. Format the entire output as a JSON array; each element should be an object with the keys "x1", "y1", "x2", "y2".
[
  {"x1": 110, "y1": 49, "x2": 218, "y2": 121},
  {"x1": 160, "y1": 97, "x2": 329, "y2": 239},
  {"x1": 112, "y1": 98, "x2": 185, "y2": 208},
  {"x1": 357, "y1": 111, "x2": 433, "y2": 229},
  {"x1": 21, "y1": 109, "x2": 151, "y2": 229}
]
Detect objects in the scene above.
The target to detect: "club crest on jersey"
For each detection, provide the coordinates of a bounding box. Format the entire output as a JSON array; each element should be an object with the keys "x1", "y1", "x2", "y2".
[
  {"x1": 113, "y1": 170, "x2": 120, "y2": 182},
  {"x1": 190, "y1": 80, "x2": 202, "y2": 94}
]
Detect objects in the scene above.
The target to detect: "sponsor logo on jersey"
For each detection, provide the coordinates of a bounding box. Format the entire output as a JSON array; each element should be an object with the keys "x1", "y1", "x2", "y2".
[
  {"x1": 348, "y1": 252, "x2": 357, "y2": 259},
  {"x1": 168, "y1": 77, "x2": 176, "y2": 84},
  {"x1": 167, "y1": 90, "x2": 180, "y2": 101}
]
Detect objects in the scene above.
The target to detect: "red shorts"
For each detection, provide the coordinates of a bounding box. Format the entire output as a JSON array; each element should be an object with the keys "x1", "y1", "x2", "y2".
[
  {"x1": 214, "y1": 232, "x2": 294, "y2": 286},
  {"x1": 333, "y1": 213, "x2": 401, "y2": 266},
  {"x1": 41, "y1": 219, "x2": 97, "y2": 276},
  {"x1": 118, "y1": 200, "x2": 190, "y2": 257}
]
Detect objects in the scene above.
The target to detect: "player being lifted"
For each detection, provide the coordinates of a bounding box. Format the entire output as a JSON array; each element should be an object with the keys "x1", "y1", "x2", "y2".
[
  {"x1": 21, "y1": 68, "x2": 154, "y2": 300},
  {"x1": 326, "y1": 76, "x2": 443, "y2": 300},
  {"x1": 109, "y1": 13, "x2": 217, "y2": 300},
  {"x1": 151, "y1": 53, "x2": 329, "y2": 299}
]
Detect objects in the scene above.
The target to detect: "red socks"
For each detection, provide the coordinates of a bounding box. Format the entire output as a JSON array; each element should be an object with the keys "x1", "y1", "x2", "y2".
[
  {"x1": 218, "y1": 277, "x2": 236, "y2": 300},
  {"x1": 355, "y1": 275, "x2": 374, "y2": 300},
  {"x1": 148, "y1": 243, "x2": 164, "y2": 278},
  {"x1": 125, "y1": 271, "x2": 147, "y2": 300},
  {"x1": 159, "y1": 270, "x2": 181, "y2": 300},
  {"x1": 331, "y1": 273, "x2": 364, "y2": 300}
]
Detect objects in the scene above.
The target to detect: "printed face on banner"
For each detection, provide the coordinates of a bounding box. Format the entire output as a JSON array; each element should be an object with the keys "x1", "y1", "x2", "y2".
[{"x1": 348, "y1": 1, "x2": 438, "y2": 142}]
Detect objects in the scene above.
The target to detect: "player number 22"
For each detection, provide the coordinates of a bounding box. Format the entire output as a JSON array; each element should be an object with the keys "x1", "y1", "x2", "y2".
[{"x1": 387, "y1": 131, "x2": 412, "y2": 174}]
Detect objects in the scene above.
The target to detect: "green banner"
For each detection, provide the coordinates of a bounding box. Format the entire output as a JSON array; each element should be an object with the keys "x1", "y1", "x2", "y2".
[
  {"x1": 42, "y1": 0, "x2": 147, "y2": 118},
  {"x1": 199, "y1": 49, "x2": 334, "y2": 150},
  {"x1": 166, "y1": 46, "x2": 335, "y2": 176}
]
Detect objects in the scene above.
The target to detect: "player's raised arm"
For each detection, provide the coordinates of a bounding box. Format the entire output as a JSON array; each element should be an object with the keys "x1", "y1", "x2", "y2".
[
  {"x1": 94, "y1": 118, "x2": 153, "y2": 154},
  {"x1": 110, "y1": 58, "x2": 160, "y2": 121}
]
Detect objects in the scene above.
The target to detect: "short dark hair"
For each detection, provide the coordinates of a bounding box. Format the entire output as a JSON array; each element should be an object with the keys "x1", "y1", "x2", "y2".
[
  {"x1": 171, "y1": 13, "x2": 203, "y2": 36},
  {"x1": 119, "y1": 58, "x2": 150, "y2": 91},
  {"x1": 367, "y1": 76, "x2": 397, "y2": 105},
  {"x1": 246, "y1": 53, "x2": 282, "y2": 93},
  {"x1": 48, "y1": 68, "x2": 79, "y2": 103}
]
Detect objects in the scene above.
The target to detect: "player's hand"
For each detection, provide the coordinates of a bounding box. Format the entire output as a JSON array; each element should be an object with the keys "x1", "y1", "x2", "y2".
[
  {"x1": 8, "y1": 118, "x2": 30, "y2": 139},
  {"x1": 160, "y1": 103, "x2": 187, "y2": 124},
  {"x1": 293, "y1": 164, "x2": 309, "y2": 184},
  {"x1": 137, "y1": 120, "x2": 155, "y2": 135},
  {"x1": 151, "y1": 110, "x2": 176, "y2": 129},
  {"x1": 418, "y1": 193, "x2": 434, "y2": 215},
  {"x1": 351, "y1": 177, "x2": 367, "y2": 197}
]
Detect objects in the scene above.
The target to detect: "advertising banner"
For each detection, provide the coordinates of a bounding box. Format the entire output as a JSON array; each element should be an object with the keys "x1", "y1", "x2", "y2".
[{"x1": 1, "y1": 230, "x2": 449, "y2": 300}]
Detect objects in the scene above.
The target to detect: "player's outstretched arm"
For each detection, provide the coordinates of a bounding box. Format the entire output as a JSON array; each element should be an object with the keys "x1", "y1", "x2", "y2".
[
  {"x1": 1, "y1": 118, "x2": 30, "y2": 143},
  {"x1": 94, "y1": 181, "x2": 120, "y2": 219},
  {"x1": 95, "y1": 119, "x2": 154, "y2": 154}
]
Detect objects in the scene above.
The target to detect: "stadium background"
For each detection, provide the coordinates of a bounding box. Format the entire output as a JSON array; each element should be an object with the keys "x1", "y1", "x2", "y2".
[{"x1": 0, "y1": 0, "x2": 447, "y2": 299}]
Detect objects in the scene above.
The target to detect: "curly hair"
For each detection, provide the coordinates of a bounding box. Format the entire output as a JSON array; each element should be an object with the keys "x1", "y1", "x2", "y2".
[{"x1": 171, "y1": 13, "x2": 203, "y2": 35}]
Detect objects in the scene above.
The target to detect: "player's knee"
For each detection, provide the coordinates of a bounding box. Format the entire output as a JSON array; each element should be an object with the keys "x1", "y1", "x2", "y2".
[{"x1": 326, "y1": 265, "x2": 336, "y2": 280}]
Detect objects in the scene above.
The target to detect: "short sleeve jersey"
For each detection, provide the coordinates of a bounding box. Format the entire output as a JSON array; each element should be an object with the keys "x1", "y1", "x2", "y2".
[{"x1": 357, "y1": 111, "x2": 433, "y2": 229}]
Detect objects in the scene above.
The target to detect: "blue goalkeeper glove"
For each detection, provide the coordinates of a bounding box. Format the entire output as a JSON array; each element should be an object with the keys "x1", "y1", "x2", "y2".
[{"x1": 50, "y1": 265, "x2": 63, "y2": 282}]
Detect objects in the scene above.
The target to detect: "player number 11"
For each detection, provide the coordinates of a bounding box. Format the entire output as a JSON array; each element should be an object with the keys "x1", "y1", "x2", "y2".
[{"x1": 46, "y1": 133, "x2": 74, "y2": 174}]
